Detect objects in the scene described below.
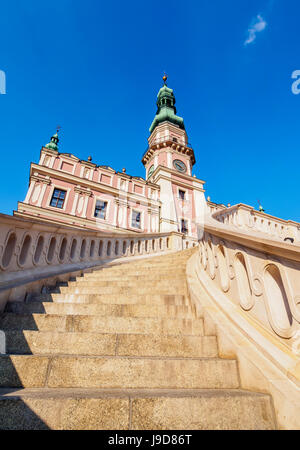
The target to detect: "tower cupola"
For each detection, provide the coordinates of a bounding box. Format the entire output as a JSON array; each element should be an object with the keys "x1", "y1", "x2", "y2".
[
  {"x1": 149, "y1": 75, "x2": 185, "y2": 134},
  {"x1": 45, "y1": 131, "x2": 59, "y2": 152}
]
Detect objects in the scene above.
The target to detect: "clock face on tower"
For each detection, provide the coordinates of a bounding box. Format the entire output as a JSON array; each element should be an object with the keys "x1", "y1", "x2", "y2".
[
  {"x1": 148, "y1": 165, "x2": 154, "y2": 178},
  {"x1": 173, "y1": 159, "x2": 187, "y2": 173}
]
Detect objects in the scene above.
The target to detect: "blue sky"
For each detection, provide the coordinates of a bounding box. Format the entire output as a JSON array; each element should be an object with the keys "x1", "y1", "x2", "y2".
[{"x1": 0, "y1": 0, "x2": 299, "y2": 222}]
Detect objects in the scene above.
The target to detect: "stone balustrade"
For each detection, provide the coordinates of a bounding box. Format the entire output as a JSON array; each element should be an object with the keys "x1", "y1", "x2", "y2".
[
  {"x1": 206, "y1": 201, "x2": 226, "y2": 215},
  {"x1": 0, "y1": 213, "x2": 197, "y2": 311},
  {"x1": 212, "y1": 203, "x2": 300, "y2": 243},
  {"x1": 187, "y1": 217, "x2": 300, "y2": 429}
]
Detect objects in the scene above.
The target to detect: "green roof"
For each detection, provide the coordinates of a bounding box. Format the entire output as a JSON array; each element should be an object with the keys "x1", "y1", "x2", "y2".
[
  {"x1": 45, "y1": 132, "x2": 59, "y2": 151},
  {"x1": 149, "y1": 83, "x2": 185, "y2": 134}
]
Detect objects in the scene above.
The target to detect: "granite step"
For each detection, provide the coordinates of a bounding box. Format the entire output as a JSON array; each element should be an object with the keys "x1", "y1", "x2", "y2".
[
  {"x1": 5, "y1": 302, "x2": 196, "y2": 319},
  {"x1": 67, "y1": 280, "x2": 187, "y2": 288},
  {"x1": 5, "y1": 331, "x2": 217, "y2": 358},
  {"x1": 0, "y1": 313, "x2": 204, "y2": 335},
  {"x1": 0, "y1": 388, "x2": 276, "y2": 430},
  {"x1": 0, "y1": 387, "x2": 276, "y2": 430},
  {"x1": 57, "y1": 286, "x2": 188, "y2": 295},
  {"x1": 81, "y1": 273, "x2": 186, "y2": 281},
  {"x1": 0, "y1": 355, "x2": 239, "y2": 389},
  {"x1": 28, "y1": 293, "x2": 189, "y2": 306},
  {"x1": 87, "y1": 269, "x2": 187, "y2": 277}
]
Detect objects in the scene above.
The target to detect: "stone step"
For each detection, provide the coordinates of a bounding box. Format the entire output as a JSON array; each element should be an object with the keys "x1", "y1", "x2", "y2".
[
  {"x1": 0, "y1": 313, "x2": 204, "y2": 335},
  {"x1": 92, "y1": 261, "x2": 187, "y2": 268},
  {"x1": 0, "y1": 388, "x2": 275, "y2": 430},
  {"x1": 88, "y1": 269, "x2": 187, "y2": 277},
  {"x1": 29, "y1": 293, "x2": 189, "y2": 306},
  {"x1": 98, "y1": 261, "x2": 188, "y2": 267},
  {"x1": 68, "y1": 280, "x2": 187, "y2": 288},
  {"x1": 82, "y1": 268, "x2": 186, "y2": 280},
  {"x1": 90, "y1": 263, "x2": 188, "y2": 271},
  {"x1": 0, "y1": 355, "x2": 239, "y2": 389},
  {"x1": 5, "y1": 331, "x2": 217, "y2": 358},
  {"x1": 75, "y1": 273, "x2": 186, "y2": 283},
  {"x1": 116, "y1": 334, "x2": 218, "y2": 358},
  {"x1": 5, "y1": 302, "x2": 196, "y2": 319},
  {"x1": 99, "y1": 256, "x2": 191, "y2": 266},
  {"x1": 57, "y1": 286, "x2": 188, "y2": 295}
]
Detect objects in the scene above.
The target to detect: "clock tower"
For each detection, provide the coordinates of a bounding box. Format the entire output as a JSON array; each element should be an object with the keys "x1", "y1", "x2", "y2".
[{"x1": 142, "y1": 76, "x2": 206, "y2": 238}]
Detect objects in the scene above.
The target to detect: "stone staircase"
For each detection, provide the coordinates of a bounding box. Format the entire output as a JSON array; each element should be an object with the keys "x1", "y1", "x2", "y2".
[{"x1": 0, "y1": 249, "x2": 276, "y2": 429}]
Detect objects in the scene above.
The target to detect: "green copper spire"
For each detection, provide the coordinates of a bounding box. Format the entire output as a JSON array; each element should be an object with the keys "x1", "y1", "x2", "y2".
[
  {"x1": 45, "y1": 128, "x2": 60, "y2": 151},
  {"x1": 149, "y1": 75, "x2": 185, "y2": 134}
]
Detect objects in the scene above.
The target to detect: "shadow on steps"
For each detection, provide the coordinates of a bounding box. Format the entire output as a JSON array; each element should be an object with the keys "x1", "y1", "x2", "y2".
[{"x1": 0, "y1": 362, "x2": 50, "y2": 429}]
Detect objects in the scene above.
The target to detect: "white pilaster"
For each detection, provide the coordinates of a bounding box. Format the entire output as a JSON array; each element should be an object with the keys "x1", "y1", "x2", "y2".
[
  {"x1": 24, "y1": 180, "x2": 36, "y2": 203},
  {"x1": 71, "y1": 192, "x2": 79, "y2": 216},
  {"x1": 82, "y1": 196, "x2": 89, "y2": 218},
  {"x1": 36, "y1": 183, "x2": 47, "y2": 207},
  {"x1": 112, "y1": 200, "x2": 118, "y2": 226},
  {"x1": 167, "y1": 152, "x2": 172, "y2": 169}
]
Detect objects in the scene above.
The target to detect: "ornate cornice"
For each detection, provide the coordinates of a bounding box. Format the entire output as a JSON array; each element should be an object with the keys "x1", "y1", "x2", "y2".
[
  {"x1": 31, "y1": 174, "x2": 51, "y2": 185},
  {"x1": 142, "y1": 139, "x2": 196, "y2": 166}
]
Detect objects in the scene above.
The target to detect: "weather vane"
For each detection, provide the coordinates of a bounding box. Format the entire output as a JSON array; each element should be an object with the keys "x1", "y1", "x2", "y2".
[
  {"x1": 257, "y1": 199, "x2": 265, "y2": 212},
  {"x1": 56, "y1": 125, "x2": 61, "y2": 134},
  {"x1": 162, "y1": 72, "x2": 168, "y2": 85}
]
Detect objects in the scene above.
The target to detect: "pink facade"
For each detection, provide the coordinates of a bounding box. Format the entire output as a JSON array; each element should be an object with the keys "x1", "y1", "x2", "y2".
[
  {"x1": 16, "y1": 148, "x2": 160, "y2": 234},
  {"x1": 16, "y1": 81, "x2": 207, "y2": 238}
]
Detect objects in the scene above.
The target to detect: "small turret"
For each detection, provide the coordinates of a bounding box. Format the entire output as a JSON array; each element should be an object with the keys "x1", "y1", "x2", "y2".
[{"x1": 45, "y1": 128, "x2": 60, "y2": 152}]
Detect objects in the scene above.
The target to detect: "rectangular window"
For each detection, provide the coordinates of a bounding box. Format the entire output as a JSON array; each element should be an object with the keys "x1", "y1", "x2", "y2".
[
  {"x1": 94, "y1": 200, "x2": 108, "y2": 219},
  {"x1": 132, "y1": 210, "x2": 141, "y2": 229},
  {"x1": 181, "y1": 219, "x2": 188, "y2": 234},
  {"x1": 179, "y1": 189, "x2": 185, "y2": 200},
  {"x1": 50, "y1": 188, "x2": 66, "y2": 209}
]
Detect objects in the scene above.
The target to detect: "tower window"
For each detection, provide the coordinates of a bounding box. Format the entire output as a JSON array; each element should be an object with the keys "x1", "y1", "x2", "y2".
[
  {"x1": 94, "y1": 200, "x2": 107, "y2": 219},
  {"x1": 179, "y1": 190, "x2": 185, "y2": 200},
  {"x1": 50, "y1": 189, "x2": 66, "y2": 209},
  {"x1": 181, "y1": 219, "x2": 188, "y2": 234},
  {"x1": 172, "y1": 137, "x2": 178, "y2": 143},
  {"x1": 132, "y1": 210, "x2": 141, "y2": 229}
]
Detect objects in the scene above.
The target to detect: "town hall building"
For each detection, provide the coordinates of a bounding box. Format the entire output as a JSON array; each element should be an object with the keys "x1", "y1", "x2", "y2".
[{"x1": 14, "y1": 76, "x2": 208, "y2": 238}]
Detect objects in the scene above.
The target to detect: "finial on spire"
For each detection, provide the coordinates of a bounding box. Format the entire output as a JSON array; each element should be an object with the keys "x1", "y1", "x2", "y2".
[
  {"x1": 258, "y1": 200, "x2": 265, "y2": 212},
  {"x1": 162, "y1": 72, "x2": 168, "y2": 85},
  {"x1": 56, "y1": 125, "x2": 61, "y2": 134}
]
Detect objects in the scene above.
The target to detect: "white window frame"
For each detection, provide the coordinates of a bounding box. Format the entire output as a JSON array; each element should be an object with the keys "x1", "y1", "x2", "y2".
[
  {"x1": 177, "y1": 187, "x2": 189, "y2": 201},
  {"x1": 47, "y1": 185, "x2": 71, "y2": 212},
  {"x1": 92, "y1": 196, "x2": 111, "y2": 221},
  {"x1": 130, "y1": 208, "x2": 144, "y2": 230}
]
